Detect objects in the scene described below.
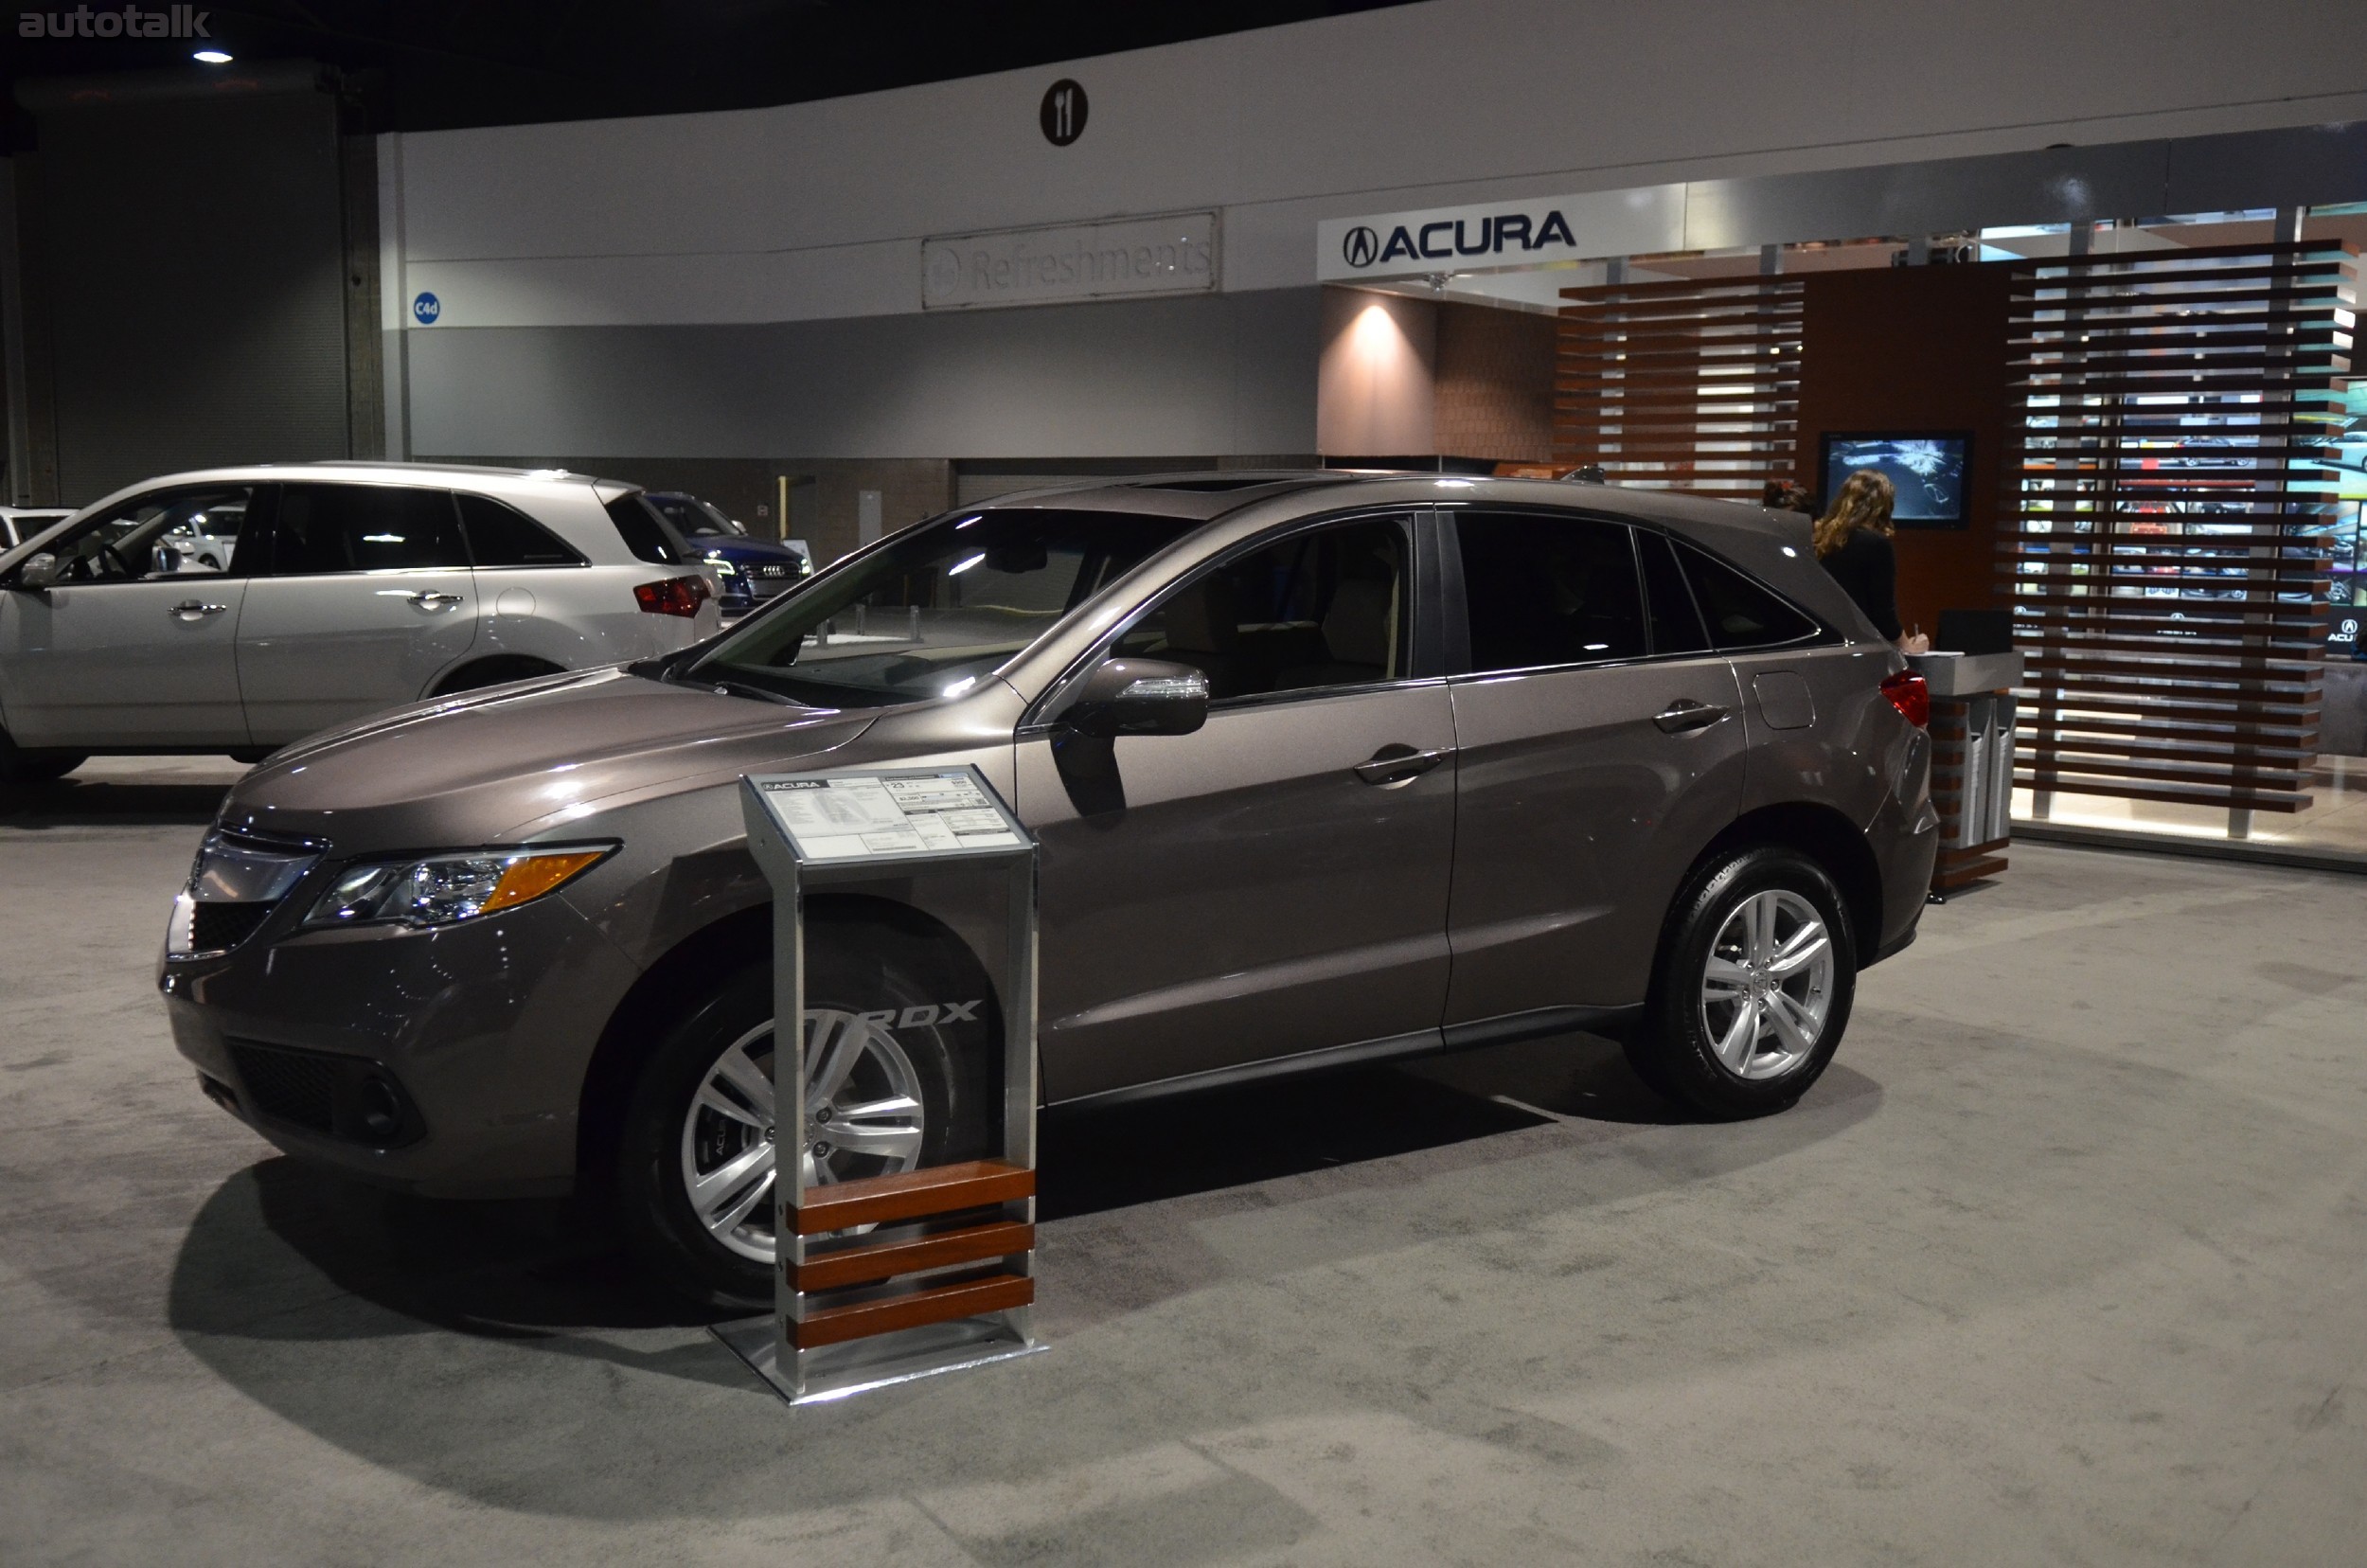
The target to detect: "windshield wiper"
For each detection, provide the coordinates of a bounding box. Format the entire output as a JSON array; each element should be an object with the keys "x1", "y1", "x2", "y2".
[{"x1": 696, "y1": 674, "x2": 798, "y2": 706}]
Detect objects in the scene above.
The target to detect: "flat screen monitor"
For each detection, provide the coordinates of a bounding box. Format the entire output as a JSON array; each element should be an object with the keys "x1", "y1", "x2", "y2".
[{"x1": 1820, "y1": 433, "x2": 1971, "y2": 527}]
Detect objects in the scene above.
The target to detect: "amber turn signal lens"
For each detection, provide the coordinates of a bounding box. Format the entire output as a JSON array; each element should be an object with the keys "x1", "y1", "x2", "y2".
[{"x1": 480, "y1": 850, "x2": 607, "y2": 915}]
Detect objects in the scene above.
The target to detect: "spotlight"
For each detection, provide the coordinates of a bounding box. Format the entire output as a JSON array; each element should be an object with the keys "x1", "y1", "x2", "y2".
[{"x1": 192, "y1": 49, "x2": 233, "y2": 63}]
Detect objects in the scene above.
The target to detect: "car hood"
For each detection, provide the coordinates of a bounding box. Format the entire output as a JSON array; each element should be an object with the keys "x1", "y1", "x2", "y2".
[{"x1": 220, "y1": 666, "x2": 878, "y2": 849}]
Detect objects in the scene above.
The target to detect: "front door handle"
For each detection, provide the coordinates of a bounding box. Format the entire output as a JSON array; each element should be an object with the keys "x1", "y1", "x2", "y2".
[
  {"x1": 169, "y1": 600, "x2": 229, "y2": 620},
  {"x1": 403, "y1": 591, "x2": 465, "y2": 611},
  {"x1": 1652, "y1": 699, "x2": 1731, "y2": 734},
  {"x1": 1353, "y1": 744, "x2": 1451, "y2": 788}
]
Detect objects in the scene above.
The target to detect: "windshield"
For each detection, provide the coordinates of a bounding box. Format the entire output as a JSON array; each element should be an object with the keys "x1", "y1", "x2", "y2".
[
  {"x1": 650, "y1": 494, "x2": 743, "y2": 539},
  {"x1": 684, "y1": 508, "x2": 1195, "y2": 707}
]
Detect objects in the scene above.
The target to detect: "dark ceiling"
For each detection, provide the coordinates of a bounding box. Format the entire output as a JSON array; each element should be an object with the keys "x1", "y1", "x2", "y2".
[{"x1": 6, "y1": 1, "x2": 1417, "y2": 147}]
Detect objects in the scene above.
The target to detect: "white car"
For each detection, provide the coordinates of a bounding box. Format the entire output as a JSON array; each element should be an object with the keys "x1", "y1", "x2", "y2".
[{"x1": 0, "y1": 464, "x2": 722, "y2": 784}]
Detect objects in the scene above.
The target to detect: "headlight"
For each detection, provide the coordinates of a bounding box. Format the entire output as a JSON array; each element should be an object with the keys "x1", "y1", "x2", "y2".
[
  {"x1": 704, "y1": 553, "x2": 739, "y2": 576},
  {"x1": 303, "y1": 844, "x2": 614, "y2": 930}
]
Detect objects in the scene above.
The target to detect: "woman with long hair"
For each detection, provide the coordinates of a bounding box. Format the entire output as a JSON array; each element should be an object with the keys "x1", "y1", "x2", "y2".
[{"x1": 1811, "y1": 469, "x2": 1925, "y2": 650}]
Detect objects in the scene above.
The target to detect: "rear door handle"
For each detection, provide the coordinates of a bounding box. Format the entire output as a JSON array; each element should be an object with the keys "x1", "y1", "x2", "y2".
[
  {"x1": 1353, "y1": 744, "x2": 1452, "y2": 787},
  {"x1": 1652, "y1": 699, "x2": 1731, "y2": 734},
  {"x1": 402, "y1": 590, "x2": 466, "y2": 611},
  {"x1": 169, "y1": 600, "x2": 228, "y2": 620}
]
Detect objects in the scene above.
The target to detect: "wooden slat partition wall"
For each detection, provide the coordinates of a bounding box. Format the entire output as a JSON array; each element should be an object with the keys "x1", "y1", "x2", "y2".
[
  {"x1": 1553, "y1": 276, "x2": 1804, "y2": 497},
  {"x1": 2002, "y1": 241, "x2": 2354, "y2": 816}
]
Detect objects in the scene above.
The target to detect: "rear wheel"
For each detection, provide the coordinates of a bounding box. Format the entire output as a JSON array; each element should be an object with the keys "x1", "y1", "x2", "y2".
[
  {"x1": 431, "y1": 655, "x2": 566, "y2": 697},
  {"x1": 1628, "y1": 846, "x2": 1856, "y2": 1119},
  {"x1": 614, "y1": 907, "x2": 999, "y2": 1307}
]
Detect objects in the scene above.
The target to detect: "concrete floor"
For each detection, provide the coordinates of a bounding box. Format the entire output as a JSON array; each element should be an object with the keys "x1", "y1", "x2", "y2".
[{"x1": 4, "y1": 762, "x2": 2365, "y2": 1566}]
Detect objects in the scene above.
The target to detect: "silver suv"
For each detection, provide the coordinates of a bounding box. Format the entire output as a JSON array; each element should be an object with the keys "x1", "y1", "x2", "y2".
[
  {"x1": 158, "y1": 473, "x2": 1937, "y2": 1305},
  {"x1": 0, "y1": 464, "x2": 723, "y2": 783}
]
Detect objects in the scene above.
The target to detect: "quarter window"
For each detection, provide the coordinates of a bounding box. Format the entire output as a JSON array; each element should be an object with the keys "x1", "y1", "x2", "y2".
[
  {"x1": 1454, "y1": 511, "x2": 1646, "y2": 673},
  {"x1": 457, "y1": 493, "x2": 584, "y2": 567},
  {"x1": 1112, "y1": 517, "x2": 1411, "y2": 703},
  {"x1": 603, "y1": 493, "x2": 687, "y2": 565},
  {"x1": 263, "y1": 485, "x2": 470, "y2": 576},
  {"x1": 1675, "y1": 540, "x2": 1820, "y2": 649}
]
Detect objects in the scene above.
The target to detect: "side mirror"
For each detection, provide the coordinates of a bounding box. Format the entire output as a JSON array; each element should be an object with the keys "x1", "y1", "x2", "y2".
[
  {"x1": 14, "y1": 553, "x2": 60, "y2": 591},
  {"x1": 1063, "y1": 657, "x2": 1209, "y2": 739}
]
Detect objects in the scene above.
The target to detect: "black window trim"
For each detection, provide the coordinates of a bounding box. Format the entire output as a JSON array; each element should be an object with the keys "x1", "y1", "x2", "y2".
[
  {"x1": 1021, "y1": 505, "x2": 1446, "y2": 733},
  {"x1": 1434, "y1": 502, "x2": 1835, "y2": 680}
]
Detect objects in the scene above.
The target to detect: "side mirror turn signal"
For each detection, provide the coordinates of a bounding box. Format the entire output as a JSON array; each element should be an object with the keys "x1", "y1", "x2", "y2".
[{"x1": 1063, "y1": 657, "x2": 1210, "y2": 739}]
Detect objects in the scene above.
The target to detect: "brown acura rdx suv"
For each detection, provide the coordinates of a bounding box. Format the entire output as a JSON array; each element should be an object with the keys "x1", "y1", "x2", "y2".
[{"x1": 159, "y1": 472, "x2": 1937, "y2": 1304}]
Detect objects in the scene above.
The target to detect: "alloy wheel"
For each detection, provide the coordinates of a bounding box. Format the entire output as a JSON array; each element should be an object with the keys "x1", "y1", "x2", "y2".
[
  {"x1": 1699, "y1": 889, "x2": 1835, "y2": 1081},
  {"x1": 677, "y1": 1009, "x2": 928, "y2": 1263}
]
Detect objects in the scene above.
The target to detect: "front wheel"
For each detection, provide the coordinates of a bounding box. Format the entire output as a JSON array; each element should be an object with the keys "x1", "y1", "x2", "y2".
[
  {"x1": 0, "y1": 727, "x2": 85, "y2": 787},
  {"x1": 1628, "y1": 846, "x2": 1856, "y2": 1119},
  {"x1": 613, "y1": 908, "x2": 999, "y2": 1307}
]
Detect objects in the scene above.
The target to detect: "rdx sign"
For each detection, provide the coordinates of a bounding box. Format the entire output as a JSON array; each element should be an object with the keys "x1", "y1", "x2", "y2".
[{"x1": 1342, "y1": 209, "x2": 1578, "y2": 269}]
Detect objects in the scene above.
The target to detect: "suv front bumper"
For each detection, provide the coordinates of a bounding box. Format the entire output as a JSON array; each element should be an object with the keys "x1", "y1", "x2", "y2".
[{"x1": 161, "y1": 892, "x2": 638, "y2": 1198}]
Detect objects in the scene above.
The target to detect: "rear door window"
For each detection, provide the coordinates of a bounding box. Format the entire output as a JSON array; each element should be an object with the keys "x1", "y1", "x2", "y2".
[
  {"x1": 1452, "y1": 510, "x2": 1646, "y2": 673},
  {"x1": 1675, "y1": 540, "x2": 1820, "y2": 649},
  {"x1": 262, "y1": 485, "x2": 470, "y2": 576},
  {"x1": 457, "y1": 493, "x2": 585, "y2": 567}
]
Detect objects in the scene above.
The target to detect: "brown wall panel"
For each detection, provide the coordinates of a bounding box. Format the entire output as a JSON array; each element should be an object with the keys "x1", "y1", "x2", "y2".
[
  {"x1": 1434, "y1": 301, "x2": 1557, "y2": 463},
  {"x1": 1792, "y1": 263, "x2": 2016, "y2": 638}
]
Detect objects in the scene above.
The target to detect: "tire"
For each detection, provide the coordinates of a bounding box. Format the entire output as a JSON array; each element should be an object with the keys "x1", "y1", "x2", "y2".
[
  {"x1": 1627, "y1": 846, "x2": 1857, "y2": 1120},
  {"x1": 613, "y1": 905, "x2": 1000, "y2": 1308},
  {"x1": 0, "y1": 727, "x2": 85, "y2": 787}
]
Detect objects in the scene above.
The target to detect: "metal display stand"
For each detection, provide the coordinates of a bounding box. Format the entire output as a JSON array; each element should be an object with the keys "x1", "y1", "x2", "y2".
[
  {"x1": 713, "y1": 765, "x2": 1043, "y2": 1405},
  {"x1": 1910, "y1": 651, "x2": 2024, "y2": 896}
]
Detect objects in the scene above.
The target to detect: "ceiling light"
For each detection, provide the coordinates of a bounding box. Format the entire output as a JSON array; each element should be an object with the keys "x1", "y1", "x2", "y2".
[{"x1": 192, "y1": 49, "x2": 233, "y2": 63}]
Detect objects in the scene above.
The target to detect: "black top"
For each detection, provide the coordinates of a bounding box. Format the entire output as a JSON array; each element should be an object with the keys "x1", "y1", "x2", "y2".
[{"x1": 1819, "y1": 527, "x2": 1900, "y2": 640}]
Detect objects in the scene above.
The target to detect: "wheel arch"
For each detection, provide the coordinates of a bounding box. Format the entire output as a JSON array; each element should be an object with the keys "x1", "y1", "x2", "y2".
[
  {"x1": 428, "y1": 652, "x2": 568, "y2": 698},
  {"x1": 1684, "y1": 801, "x2": 1885, "y2": 969},
  {"x1": 573, "y1": 893, "x2": 995, "y2": 1185}
]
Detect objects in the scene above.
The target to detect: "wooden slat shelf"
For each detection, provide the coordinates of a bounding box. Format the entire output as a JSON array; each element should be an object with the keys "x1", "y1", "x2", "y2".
[
  {"x1": 793, "y1": 1221, "x2": 1036, "y2": 1292},
  {"x1": 792, "y1": 1274, "x2": 1035, "y2": 1350},
  {"x1": 792, "y1": 1159, "x2": 1034, "y2": 1236}
]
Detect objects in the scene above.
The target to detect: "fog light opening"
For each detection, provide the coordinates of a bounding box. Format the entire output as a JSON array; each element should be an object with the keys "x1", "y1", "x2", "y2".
[{"x1": 356, "y1": 1077, "x2": 405, "y2": 1144}]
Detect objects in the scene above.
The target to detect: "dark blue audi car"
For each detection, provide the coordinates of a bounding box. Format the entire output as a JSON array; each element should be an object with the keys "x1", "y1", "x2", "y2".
[{"x1": 646, "y1": 492, "x2": 810, "y2": 617}]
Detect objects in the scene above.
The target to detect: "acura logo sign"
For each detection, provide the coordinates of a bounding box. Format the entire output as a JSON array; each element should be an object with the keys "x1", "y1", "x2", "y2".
[{"x1": 1336, "y1": 207, "x2": 1581, "y2": 270}]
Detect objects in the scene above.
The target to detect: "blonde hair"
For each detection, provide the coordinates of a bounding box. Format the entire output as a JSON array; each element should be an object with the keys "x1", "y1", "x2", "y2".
[{"x1": 1813, "y1": 469, "x2": 1896, "y2": 558}]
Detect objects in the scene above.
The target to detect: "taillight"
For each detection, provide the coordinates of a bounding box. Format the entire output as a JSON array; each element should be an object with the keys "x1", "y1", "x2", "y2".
[
  {"x1": 1880, "y1": 668, "x2": 1930, "y2": 729},
  {"x1": 633, "y1": 575, "x2": 711, "y2": 618}
]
